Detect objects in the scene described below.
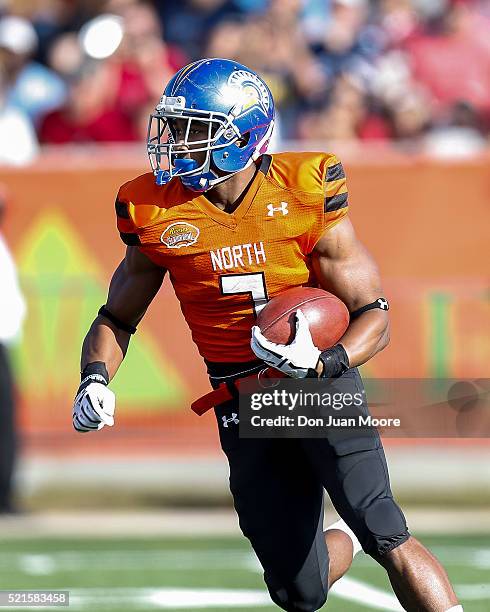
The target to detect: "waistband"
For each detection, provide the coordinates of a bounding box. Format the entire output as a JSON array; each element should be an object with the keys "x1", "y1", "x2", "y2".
[{"x1": 204, "y1": 359, "x2": 265, "y2": 388}]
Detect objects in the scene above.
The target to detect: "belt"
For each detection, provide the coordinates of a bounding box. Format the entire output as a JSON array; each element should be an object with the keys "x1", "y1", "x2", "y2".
[{"x1": 191, "y1": 366, "x2": 286, "y2": 415}]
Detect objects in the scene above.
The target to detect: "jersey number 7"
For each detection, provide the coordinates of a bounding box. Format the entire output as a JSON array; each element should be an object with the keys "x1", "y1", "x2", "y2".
[{"x1": 219, "y1": 272, "x2": 269, "y2": 317}]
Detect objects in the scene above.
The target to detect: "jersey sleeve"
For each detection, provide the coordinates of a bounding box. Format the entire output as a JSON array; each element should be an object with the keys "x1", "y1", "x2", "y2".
[
  {"x1": 114, "y1": 188, "x2": 142, "y2": 246},
  {"x1": 303, "y1": 153, "x2": 349, "y2": 253}
]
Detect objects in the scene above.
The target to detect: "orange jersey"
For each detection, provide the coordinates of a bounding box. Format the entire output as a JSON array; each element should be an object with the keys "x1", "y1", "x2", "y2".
[{"x1": 115, "y1": 152, "x2": 349, "y2": 362}]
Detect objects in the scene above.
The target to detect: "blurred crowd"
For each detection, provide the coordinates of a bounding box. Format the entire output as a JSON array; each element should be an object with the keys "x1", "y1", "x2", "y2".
[{"x1": 0, "y1": 0, "x2": 490, "y2": 163}]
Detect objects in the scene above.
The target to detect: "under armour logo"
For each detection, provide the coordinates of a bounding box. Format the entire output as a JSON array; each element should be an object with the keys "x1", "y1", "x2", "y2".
[
  {"x1": 267, "y1": 202, "x2": 288, "y2": 217},
  {"x1": 377, "y1": 298, "x2": 389, "y2": 310},
  {"x1": 222, "y1": 413, "x2": 239, "y2": 427}
]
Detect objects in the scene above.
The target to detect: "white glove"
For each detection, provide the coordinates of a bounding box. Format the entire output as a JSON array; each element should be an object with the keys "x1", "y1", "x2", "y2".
[
  {"x1": 73, "y1": 375, "x2": 115, "y2": 433},
  {"x1": 251, "y1": 309, "x2": 321, "y2": 378}
]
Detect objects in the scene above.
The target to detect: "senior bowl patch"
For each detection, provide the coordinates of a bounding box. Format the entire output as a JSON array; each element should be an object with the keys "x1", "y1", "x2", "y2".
[{"x1": 161, "y1": 222, "x2": 200, "y2": 248}]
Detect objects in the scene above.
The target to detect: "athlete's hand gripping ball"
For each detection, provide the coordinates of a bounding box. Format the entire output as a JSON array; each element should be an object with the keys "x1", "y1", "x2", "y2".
[
  {"x1": 251, "y1": 310, "x2": 321, "y2": 378},
  {"x1": 73, "y1": 373, "x2": 115, "y2": 433}
]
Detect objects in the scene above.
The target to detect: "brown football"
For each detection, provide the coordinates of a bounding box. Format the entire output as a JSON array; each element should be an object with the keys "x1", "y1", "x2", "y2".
[{"x1": 257, "y1": 287, "x2": 349, "y2": 349}]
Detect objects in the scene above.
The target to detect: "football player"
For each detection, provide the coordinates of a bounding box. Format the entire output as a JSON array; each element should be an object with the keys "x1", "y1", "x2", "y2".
[{"x1": 73, "y1": 58, "x2": 462, "y2": 612}]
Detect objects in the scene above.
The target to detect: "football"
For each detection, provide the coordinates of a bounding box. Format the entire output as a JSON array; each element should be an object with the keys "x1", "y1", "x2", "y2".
[{"x1": 256, "y1": 287, "x2": 349, "y2": 350}]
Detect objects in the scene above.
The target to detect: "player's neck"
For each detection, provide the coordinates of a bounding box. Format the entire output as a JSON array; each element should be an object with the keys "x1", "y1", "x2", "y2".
[{"x1": 205, "y1": 163, "x2": 259, "y2": 213}]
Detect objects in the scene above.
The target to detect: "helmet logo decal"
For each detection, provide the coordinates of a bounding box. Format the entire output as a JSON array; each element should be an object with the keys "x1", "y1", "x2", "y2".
[
  {"x1": 161, "y1": 222, "x2": 200, "y2": 248},
  {"x1": 228, "y1": 70, "x2": 270, "y2": 117}
]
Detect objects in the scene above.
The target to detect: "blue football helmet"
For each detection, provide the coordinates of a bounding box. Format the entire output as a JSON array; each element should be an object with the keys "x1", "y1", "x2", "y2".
[{"x1": 147, "y1": 58, "x2": 275, "y2": 192}]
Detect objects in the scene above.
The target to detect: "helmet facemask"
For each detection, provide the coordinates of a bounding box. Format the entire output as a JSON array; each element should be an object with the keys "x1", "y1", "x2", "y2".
[{"x1": 147, "y1": 96, "x2": 243, "y2": 191}]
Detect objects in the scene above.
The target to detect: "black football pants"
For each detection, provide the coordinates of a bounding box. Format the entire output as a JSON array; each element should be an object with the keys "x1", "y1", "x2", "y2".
[{"x1": 210, "y1": 365, "x2": 410, "y2": 612}]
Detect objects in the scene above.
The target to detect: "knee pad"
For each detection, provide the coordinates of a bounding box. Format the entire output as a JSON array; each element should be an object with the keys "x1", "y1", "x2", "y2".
[
  {"x1": 363, "y1": 497, "x2": 410, "y2": 557},
  {"x1": 270, "y1": 591, "x2": 328, "y2": 612},
  {"x1": 267, "y1": 579, "x2": 328, "y2": 612},
  {"x1": 336, "y1": 444, "x2": 410, "y2": 557}
]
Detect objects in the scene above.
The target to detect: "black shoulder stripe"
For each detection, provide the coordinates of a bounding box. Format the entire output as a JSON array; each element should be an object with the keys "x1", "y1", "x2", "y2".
[
  {"x1": 119, "y1": 232, "x2": 141, "y2": 246},
  {"x1": 115, "y1": 199, "x2": 130, "y2": 219},
  {"x1": 259, "y1": 154, "x2": 272, "y2": 176},
  {"x1": 326, "y1": 162, "x2": 345, "y2": 182},
  {"x1": 324, "y1": 192, "x2": 348, "y2": 212}
]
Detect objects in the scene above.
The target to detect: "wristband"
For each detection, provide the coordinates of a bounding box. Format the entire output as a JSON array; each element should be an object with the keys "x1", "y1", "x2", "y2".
[
  {"x1": 318, "y1": 344, "x2": 350, "y2": 379},
  {"x1": 79, "y1": 361, "x2": 109, "y2": 392}
]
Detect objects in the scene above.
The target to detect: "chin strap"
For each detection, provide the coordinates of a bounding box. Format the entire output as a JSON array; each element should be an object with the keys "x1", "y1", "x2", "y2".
[
  {"x1": 156, "y1": 157, "x2": 233, "y2": 193},
  {"x1": 181, "y1": 172, "x2": 216, "y2": 192},
  {"x1": 182, "y1": 170, "x2": 233, "y2": 193}
]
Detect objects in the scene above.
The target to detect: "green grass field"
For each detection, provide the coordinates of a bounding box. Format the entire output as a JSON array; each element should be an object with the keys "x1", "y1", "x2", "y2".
[{"x1": 0, "y1": 534, "x2": 488, "y2": 611}]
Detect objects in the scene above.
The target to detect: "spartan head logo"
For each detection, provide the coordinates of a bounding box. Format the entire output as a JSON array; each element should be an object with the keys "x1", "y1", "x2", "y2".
[{"x1": 228, "y1": 70, "x2": 270, "y2": 118}]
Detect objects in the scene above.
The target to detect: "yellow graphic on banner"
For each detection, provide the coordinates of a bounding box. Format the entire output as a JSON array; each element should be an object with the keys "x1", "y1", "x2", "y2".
[{"x1": 14, "y1": 210, "x2": 184, "y2": 412}]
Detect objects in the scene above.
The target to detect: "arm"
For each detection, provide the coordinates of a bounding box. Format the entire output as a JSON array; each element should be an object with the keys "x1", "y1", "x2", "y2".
[
  {"x1": 250, "y1": 217, "x2": 389, "y2": 378},
  {"x1": 73, "y1": 247, "x2": 165, "y2": 432},
  {"x1": 311, "y1": 216, "x2": 389, "y2": 370},
  {"x1": 81, "y1": 246, "x2": 166, "y2": 379}
]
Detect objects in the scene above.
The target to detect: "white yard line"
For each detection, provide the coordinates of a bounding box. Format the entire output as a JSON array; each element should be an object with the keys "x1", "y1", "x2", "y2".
[
  {"x1": 15, "y1": 550, "x2": 261, "y2": 575},
  {"x1": 330, "y1": 576, "x2": 404, "y2": 611},
  {"x1": 429, "y1": 546, "x2": 490, "y2": 569},
  {"x1": 6, "y1": 580, "x2": 488, "y2": 610},
  {"x1": 143, "y1": 588, "x2": 272, "y2": 608},
  {"x1": 6, "y1": 584, "x2": 404, "y2": 610},
  {"x1": 0, "y1": 588, "x2": 273, "y2": 610},
  {"x1": 8, "y1": 548, "x2": 490, "y2": 609},
  {"x1": 454, "y1": 583, "x2": 490, "y2": 600}
]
